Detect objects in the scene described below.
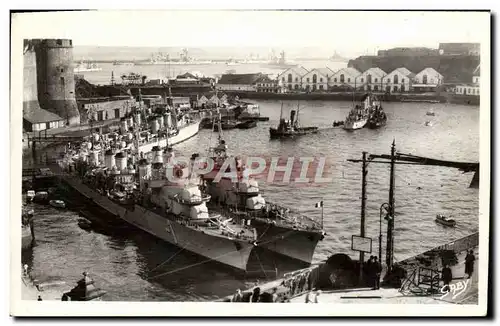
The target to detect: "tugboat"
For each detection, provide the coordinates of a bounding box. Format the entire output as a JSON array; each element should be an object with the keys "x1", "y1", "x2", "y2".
[
  {"x1": 366, "y1": 94, "x2": 387, "y2": 129},
  {"x1": 269, "y1": 102, "x2": 318, "y2": 139},
  {"x1": 435, "y1": 214, "x2": 456, "y2": 227},
  {"x1": 343, "y1": 94, "x2": 376, "y2": 131}
]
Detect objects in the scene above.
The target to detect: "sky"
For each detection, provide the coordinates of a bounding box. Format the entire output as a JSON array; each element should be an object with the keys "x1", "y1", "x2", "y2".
[{"x1": 12, "y1": 10, "x2": 488, "y2": 57}]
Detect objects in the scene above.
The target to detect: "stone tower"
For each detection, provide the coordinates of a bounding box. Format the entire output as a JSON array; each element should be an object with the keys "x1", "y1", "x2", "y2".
[
  {"x1": 23, "y1": 39, "x2": 42, "y2": 112},
  {"x1": 33, "y1": 39, "x2": 80, "y2": 126}
]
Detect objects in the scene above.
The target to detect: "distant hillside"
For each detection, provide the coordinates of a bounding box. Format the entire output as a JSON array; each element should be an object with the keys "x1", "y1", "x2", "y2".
[{"x1": 348, "y1": 55, "x2": 480, "y2": 83}]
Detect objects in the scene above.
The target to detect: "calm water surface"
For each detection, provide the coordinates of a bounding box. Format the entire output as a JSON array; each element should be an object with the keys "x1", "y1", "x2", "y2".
[{"x1": 22, "y1": 100, "x2": 479, "y2": 301}]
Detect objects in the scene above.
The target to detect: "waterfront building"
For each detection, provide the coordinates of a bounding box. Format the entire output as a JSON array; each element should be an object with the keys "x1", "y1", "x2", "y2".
[
  {"x1": 355, "y1": 67, "x2": 387, "y2": 92},
  {"x1": 301, "y1": 68, "x2": 335, "y2": 92},
  {"x1": 197, "y1": 95, "x2": 209, "y2": 107},
  {"x1": 383, "y1": 67, "x2": 415, "y2": 93},
  {"x1": 277, "y1": 66, "x2": 309, "y2": 91},
  {"x1": 216, "y1": 73, "x2": 266, "y2": 92},
  {"x1": 455, "y1": 64, "x2": 480, "y2": 96},
  {"x1": 329, "y1": 67, "x2": 361, "y2": 90},
  {"x1": 412, "y1": 68, "x2": 444, "y2": 93},
  {"x1": 79, "y1": 98, "x2": 138, "y2": 124},
  {"x1": 23, "y1": 107, "x2": 66, "y2": 132},
  {"x1": 256, "y1": 75, "x2": 279, "y2": 93}
]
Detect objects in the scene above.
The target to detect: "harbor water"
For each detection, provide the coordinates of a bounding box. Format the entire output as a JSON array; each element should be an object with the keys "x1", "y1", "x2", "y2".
[{"x1": 22, "y1": 100, "x2": 479, "y2": 301}]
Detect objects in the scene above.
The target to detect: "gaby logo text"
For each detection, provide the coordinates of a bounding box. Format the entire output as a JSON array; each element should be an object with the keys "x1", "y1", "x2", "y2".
[{"x1": 439, "y1": 279, "x2": 470, "y2": 300}]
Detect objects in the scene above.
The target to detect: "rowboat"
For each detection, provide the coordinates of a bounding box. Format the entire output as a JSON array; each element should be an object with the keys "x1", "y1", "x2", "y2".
[{"x1": 435, "y1": 214, "x2": 456, "y2": 227}]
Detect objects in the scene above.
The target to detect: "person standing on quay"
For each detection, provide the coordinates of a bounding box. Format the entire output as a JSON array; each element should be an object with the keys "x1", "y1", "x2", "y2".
[
  {"x1": 465, "y1": 250, "x2": 476, "y2": 279},
  {"x1": 441, "y1": 264, "x2": 453, "y2": 292},
  {"x1": 373, "y1": 256, "x2": 382, "y2": 290}
]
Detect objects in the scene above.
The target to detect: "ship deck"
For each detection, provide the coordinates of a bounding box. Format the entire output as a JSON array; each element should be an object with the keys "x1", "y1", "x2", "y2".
[
  {"x1": 137, "y1": 202, "x2": 257, "y2": 243},
  {"x1": 207, "y1": 202, "x2": 322, "y2": 233}
]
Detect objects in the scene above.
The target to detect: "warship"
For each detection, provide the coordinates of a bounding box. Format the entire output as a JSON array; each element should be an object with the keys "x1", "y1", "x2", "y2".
[
  {"x1": 198, "y1": 118, "x2": 326, "y2": 266},
  {"x1": 56, "y1": 99, "x2": 266, "y2": 272}
]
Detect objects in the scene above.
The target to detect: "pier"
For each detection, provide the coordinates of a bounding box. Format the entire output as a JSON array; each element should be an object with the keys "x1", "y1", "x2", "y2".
[{"x1": 217, "y1": 232, "x2": 479, "y2": 304}]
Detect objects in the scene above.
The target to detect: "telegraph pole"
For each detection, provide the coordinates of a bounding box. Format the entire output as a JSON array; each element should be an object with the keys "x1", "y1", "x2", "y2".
[
  {"x1": 359, "y1": 151, "x2": 368, "y2": 284},
  {"x1": 386, "y1": 140, "x2": 396, "y2": 273}
]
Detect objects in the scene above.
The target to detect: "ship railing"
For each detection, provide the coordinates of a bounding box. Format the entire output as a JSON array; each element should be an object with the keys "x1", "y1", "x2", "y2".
[{"x1": 210, "y1": 203, "x2": 322, "y2": 233}]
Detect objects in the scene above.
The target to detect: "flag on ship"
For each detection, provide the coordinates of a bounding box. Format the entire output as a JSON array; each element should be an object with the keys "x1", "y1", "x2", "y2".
[{"x1": 315, "y1": 201, "x2": 323, "y2": 208}]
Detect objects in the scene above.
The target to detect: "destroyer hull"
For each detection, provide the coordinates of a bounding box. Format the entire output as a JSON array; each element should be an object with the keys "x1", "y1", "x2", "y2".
[
  {"x1": 138, "y1": 121, "x2": 200, "y2": 154},
  {"x1": 62, "y1": 177, "x2": 254, "y2": 271},
  {"x1": 252, "y1": 220, "x2": 322, "y2": 266}
]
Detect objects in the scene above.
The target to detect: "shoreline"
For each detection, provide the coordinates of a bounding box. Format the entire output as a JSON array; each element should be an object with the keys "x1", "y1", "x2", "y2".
[{"x1": 221, "y1": 91, "x2": 480, "y2": 106}]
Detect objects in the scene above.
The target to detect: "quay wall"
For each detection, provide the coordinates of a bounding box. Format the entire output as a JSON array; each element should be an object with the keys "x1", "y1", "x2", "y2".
[
  {"x1": 214, "y1": 91, "x2": 480, "y2": 106},
  {"x1": 216, "y1": 232, "x2": 479, "y2": 302}
]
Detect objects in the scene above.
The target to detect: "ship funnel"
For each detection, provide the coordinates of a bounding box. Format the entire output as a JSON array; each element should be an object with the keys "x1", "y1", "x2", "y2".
[
  {"x1": 104, "y1": 149, "x2": 115, "y2": 170},
  {"x1": 152, "y1": 146, "x2": 163, "y2": 165},
  {"x1": 150, "y1": 118, "x2": 159, "y2": 134},
  {"x1": 115, "y1": 152, "x2": 127, "y2": 172},
  {"x1": 165, "y1": 113, "x2": 172, "y2": 129},
  {"x1": 138, "y1": 158, "x2": 151, "y2": 191},
  {"x1": 157, "y1": 115, "x2": 164, "y2": 129},
  {"x1": 290, "y1": 110, "x2": 296, "y2": 124},
  {"x1": 120, "y1": 118, "x2": 128, "y2": 134},
  {"x1": 90, "y1": 151, "x2": 100, "y2": 166}
]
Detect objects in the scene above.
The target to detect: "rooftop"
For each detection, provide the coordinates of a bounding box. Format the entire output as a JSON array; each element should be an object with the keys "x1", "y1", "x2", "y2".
[
  {"x1": 23, "y1": 107, "x2": 64, "y2": 124},
  {"x1": 218, "y1": 73, "x2": 264, "y2": 85}
]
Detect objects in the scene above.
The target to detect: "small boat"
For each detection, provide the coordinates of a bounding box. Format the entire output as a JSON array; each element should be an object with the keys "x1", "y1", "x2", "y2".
[
  {"x1": 236, "y1": 120, "x2": 257, "y2": 129},
  {"x1": 33, "y1": 191, "x2": 49, "y2": 204},
  {"x1": 49, "y1": 200, "x2": 66, "y2": 209},
  {"x1": 426, "y1": 109, "x2": 435, "y2": 116},
  {"x1": 26, "y1": 190, "x2": 35, "y2": 203},
  {"x1": 269, "y1": 102, "x2": 319, "y2": 139},
  {"x1": 366, "y1": 95, "x2": 387, "y2": 129},
  {"x1": 425, "y1": 120, "x2": 433, "y2": 127},
  {"x1": 435, "y1": 214, "x2": 456, "y2": 227},
  {"x1": 77, "y1": 218, "x2": 93, "y2": 231},
  {"x1": 332, "y1": 121, "x2": 345, "y2": 127}
]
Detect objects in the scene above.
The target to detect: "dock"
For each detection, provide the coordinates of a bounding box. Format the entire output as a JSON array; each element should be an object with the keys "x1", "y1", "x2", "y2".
[{"x1": 216, "y1": 232, "x2": 479, "y2": 304}]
